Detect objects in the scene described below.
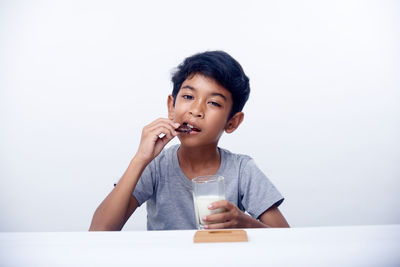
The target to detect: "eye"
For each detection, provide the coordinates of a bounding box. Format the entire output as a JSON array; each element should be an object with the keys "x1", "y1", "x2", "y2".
[
  {"x1": 209, "y1": 101, "x2": 221, "y2": 107},
  {"x1": 182, "y1": 95, "x2": 193, "y2": 100}
]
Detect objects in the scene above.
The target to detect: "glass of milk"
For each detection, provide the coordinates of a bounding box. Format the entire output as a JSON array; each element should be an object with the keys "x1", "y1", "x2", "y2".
[{"x1": 192, "y1": 175, "x2": 225, "y2": 230}]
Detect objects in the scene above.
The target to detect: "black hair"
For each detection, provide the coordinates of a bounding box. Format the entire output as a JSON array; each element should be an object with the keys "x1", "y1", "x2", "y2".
[{"x1": 171, "y1": 50, "x2": 250, "y2": 120}]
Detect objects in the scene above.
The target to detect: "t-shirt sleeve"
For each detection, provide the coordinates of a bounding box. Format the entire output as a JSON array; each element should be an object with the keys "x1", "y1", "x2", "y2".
[
  {"x1": 132, "y1": 161, "x2": 157, "y2": 207},
  {"x1": 239, "y1": 158, "x2": 284, "y2": 219}
]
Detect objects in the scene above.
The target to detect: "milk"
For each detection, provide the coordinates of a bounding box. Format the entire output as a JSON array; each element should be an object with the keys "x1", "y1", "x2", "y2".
[{"x1": 194, "y1": 195, "x2": 225, "y2": 225}]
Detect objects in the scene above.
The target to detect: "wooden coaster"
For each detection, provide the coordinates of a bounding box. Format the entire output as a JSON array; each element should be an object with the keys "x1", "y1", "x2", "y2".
[{"x1": 193, "y1": 229, "x2": 248, "y2": 243}]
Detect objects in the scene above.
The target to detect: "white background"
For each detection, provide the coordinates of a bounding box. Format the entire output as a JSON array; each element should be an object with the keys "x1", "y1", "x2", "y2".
[{"x1": 0, "y1": 0, "x2": 399, "y2": 231}]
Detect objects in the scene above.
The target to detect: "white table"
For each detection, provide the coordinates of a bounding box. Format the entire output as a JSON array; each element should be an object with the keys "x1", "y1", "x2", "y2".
[{"x1": 1, "y1": 225, "x2": 399, "y2": 267}]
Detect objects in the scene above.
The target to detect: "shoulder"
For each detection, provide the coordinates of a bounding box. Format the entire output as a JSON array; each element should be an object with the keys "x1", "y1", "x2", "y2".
[
  {"x1": 219, "y1": 147, "x2": 256, "y2": 174},
  {"x1": 219, "y1": 147, "x2": 267, "y2": 177},
  {"x1": 219, "y1": 147, "x2": 253, "y2": 165}
]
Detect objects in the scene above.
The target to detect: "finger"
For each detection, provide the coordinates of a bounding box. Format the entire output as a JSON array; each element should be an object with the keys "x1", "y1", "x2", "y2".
[
  {"x1": 158, "y1": 119, "x2": 180, "y2": 130},
  {"x1": 203, "y1": 211, "x2": 231, "y2": 224},
  {"x1": 150, "y1": 126, "x2": 176, "y2": 140},
  {"x1": 157, "y1": 127, "x2": 178, "y2": 144},
  {"x1": 150, "y1": 127, "x2": 178, "y2": 157},
  {"x1": 147, "y1": 118, "x2": 180, "y2": 130},
  {"x1": 154, "y1": 132, "x2": 176, "y2": 152},
  {"x1": 208, "y1": 200, "x2": 232, "y2": 210},
  {"x1": 147, "y1": 122, "x2": 179, "y2": 137}
]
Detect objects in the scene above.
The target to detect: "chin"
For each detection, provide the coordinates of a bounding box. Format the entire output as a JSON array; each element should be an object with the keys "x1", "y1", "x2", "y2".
[{"x1": 178, "y1": 136, "x2": 219, "y2": 148}]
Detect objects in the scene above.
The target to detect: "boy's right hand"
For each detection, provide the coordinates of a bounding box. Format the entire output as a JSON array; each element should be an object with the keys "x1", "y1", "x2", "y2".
[{"x1": 135, "y1": 118, "x2": 180, "y2": 164}]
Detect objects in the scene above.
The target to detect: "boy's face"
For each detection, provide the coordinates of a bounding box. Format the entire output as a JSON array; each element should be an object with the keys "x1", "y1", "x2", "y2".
[{"x1": 168, "y1": 73, "x2": 240, "y2": 147}]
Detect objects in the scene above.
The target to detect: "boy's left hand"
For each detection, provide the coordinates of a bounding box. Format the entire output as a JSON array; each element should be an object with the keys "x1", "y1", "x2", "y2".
[{"x1": 202, "y1": 200, "x2": 248, "y2": 229}]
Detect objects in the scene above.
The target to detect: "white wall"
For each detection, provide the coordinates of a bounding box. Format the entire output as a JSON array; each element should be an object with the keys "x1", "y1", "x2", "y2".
[{"x1": 0, "y1": 0, "x2": 399, "y2": 231}]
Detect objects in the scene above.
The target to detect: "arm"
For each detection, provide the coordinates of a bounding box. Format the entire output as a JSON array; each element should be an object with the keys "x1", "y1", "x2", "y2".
[
  {"x1": 89, "y1": 118, "x2": 180, "y2": 231},
  {"x1": 89, "y1": 157, "x2": 145, "y2": 231},
  {"x1": 258, "y1": 205, "x2": 289, "y2": 228},
  {"x1": 202, "y1": 201, "x2": 289, "y2": 229}
]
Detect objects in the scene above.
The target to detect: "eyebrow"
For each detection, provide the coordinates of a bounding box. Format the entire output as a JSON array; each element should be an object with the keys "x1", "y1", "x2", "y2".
[{"x1": 180, "y1": 85, "x2": 228, "y2": 101}]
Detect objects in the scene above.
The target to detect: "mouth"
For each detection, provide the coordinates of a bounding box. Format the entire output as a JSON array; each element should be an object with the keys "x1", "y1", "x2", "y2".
[{"x1": 176, "y1": 122, "x2": 201, "y2": 134}]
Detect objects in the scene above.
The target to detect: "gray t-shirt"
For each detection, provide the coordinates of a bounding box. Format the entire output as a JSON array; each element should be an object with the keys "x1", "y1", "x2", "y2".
[{"x1": 133, "y1": 144, "x2": 284, "y2": 230}]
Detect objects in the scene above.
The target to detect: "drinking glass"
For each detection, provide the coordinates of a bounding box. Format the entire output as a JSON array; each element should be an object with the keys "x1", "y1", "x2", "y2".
[{"x1": 192, "y1": 175, "x2": 225, "y2": 230}]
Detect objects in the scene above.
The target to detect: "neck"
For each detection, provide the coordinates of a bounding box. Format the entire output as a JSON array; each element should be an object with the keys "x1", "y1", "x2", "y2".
[{"x1": 177, "y1": 144, "x2": 221, "y2": 178}]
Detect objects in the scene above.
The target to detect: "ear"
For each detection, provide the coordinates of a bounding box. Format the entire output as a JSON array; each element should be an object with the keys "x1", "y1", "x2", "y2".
[
  {"x1": 225, "y1": 112, "x2": 244, "y2": 134},
  {"x1": 167, "y1": 94, "x2": 175, "y2": 120}
]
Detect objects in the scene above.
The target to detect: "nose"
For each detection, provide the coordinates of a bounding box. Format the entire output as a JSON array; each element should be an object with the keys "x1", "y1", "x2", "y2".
[{"x1": 189, "y1": 101, "x2": 204, "y2": 118}]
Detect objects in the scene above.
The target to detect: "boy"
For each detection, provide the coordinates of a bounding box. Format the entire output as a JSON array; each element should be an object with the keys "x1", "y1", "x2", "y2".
[{"x1": 90, "y1": 51, "x2": 289, "y2": 230}]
